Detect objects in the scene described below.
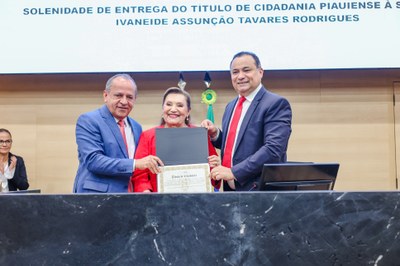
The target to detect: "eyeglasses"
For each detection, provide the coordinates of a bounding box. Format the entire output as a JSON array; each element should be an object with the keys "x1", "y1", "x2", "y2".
[{"x1": 0, "y1": 140, "x2": 12, "y2": 145}]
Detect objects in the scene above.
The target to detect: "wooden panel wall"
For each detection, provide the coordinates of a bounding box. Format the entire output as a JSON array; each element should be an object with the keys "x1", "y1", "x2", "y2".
[
  {"x1": 394, "y1": 82, "x2": 400, "y2": 190},
  {"x1": 1, "y1": 70, "x2": 399, "y2": 193}
]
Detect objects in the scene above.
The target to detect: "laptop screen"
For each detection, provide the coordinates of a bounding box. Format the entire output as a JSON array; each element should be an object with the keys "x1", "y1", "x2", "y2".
[{"x1": 259, "y1": 162, "x2": 340, "y2": 191}]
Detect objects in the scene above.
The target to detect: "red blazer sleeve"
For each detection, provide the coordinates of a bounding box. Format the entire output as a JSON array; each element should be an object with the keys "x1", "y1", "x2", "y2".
[
  {"x1": 208, "y1": 137, "x2": 218, "y2": 157},
  {"x1": 207, "y1": 136, "x2": 221, "y2": 189},
  {"x1": 131, "y1": 128, "x2": 157, "y2": 192}
]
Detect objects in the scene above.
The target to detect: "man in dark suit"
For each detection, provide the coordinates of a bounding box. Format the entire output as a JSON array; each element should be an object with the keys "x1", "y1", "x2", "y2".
[
  {"x1": 201, "y1": 51, "x2": 292, "y2": 191},
  {"x1": 73, "y1": 74, "x2": 162, "y2": 193}
]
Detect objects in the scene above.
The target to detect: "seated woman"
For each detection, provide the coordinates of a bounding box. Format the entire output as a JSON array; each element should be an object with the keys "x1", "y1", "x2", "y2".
[
  {"x1": 130, "y1": 87, "x2": 220, "y2": 192},
  {"x1": 0, "y1": 128, "x2": 29, "y2": 192}
]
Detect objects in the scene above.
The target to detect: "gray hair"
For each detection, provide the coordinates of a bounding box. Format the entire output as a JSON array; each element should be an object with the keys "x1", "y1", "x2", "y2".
[{"x1": 105, "y1": 74, "x2": 138, "y2": 97}]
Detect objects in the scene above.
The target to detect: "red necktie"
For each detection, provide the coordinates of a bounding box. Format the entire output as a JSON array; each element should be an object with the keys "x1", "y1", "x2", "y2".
[
  {"x1": 119, "y1": 120, "x2": 134, "y2": 192},
  {"x1": 222, "y1": 96, "x2": 246, "y2": 168},
  {"x1": 118, "y1": 120, "x2": 129, "y2": 153}
]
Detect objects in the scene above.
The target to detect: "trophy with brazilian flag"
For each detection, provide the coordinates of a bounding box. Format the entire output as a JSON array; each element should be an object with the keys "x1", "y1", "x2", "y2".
[
  {"x1": 201, "y1": 72, "x2": 220, "y2": 192},
  {"x1": 201, "y1": 72, "x2": 217, "y2": 123}
]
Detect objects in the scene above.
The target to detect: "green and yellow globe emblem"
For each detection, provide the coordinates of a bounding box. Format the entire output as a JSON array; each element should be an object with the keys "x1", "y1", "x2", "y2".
[{"x1": 201, "y1": 89, "x2": 217, "y2": 105}]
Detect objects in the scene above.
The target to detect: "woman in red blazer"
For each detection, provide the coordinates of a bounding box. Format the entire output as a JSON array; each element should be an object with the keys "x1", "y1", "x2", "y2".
[{"x1": 130, "y1": 87, "x2": 220, "y2": 192}]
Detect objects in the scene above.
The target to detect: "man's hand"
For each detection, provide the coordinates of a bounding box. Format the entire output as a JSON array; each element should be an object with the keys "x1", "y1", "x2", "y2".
[
  {"x1": 210, "y1": 166, "x2": 235, "y2": 181},
  {"x1": 135, "y1": 155, "x2": 163, "y2": 174},
  {"x1": 200, "y1": 119, "x2": 218, "y2": 139},
  {"x1": 210, "y1": 166, "x2": 236, "y2": 189}
]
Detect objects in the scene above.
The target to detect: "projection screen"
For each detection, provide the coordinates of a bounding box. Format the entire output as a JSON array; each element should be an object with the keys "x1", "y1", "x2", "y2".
[{"x1": 1, "y1": 0, "x2": 399, "y2": 73}]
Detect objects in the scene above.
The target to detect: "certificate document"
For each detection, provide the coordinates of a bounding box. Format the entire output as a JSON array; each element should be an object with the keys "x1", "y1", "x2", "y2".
[{"x1": 157, "y1": 163, "x2": 211, "y2": 193}]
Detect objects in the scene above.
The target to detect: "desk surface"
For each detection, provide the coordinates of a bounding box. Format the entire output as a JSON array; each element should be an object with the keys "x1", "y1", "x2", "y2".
[{"x1": 0, "y1": 192, "x2": 399, "y2": 265}]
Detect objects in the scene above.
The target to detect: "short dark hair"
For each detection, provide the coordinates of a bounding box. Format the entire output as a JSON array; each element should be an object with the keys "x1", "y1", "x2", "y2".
[
  {"x1": 161, "y1": 87, "x2": 192, "y2": 126},
  {"x1": 230, "y1": 51, "x2": 262, "y2": 69}
]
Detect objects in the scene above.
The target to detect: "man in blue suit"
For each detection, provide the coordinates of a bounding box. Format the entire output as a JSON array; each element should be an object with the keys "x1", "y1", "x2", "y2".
[
  {"x1": 73, "y1": 74, "x2": 162, "y2": 193},
  {"x1": 202, "y1": 52, "x2": 292, "y2": 191}
]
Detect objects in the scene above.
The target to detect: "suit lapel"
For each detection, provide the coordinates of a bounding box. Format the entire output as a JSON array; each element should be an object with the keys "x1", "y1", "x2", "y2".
[
  {"x1": 127, "y1": 117, "x2": 140, "y2": 147},
  {"x1": 100, "y1": 105, "x2": 128, "y2": 157},
  {"x1": 234, "y1": 88, "x2": 266, "y2": 151}
]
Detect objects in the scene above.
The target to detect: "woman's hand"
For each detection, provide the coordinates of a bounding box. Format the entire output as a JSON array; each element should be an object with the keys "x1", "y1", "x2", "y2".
[
  {"x1": 9, "y1": 156, "x2": 17, "y2": 171},
  {"x1": 208, "y1": 155, "x2": 220, "y2": 168}
]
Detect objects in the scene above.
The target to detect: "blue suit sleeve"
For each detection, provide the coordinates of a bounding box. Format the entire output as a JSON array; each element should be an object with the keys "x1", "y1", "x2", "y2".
[
  {"x1": 232, "y1": 97, "x2": 292, "y2": 187},
  {"x1": 76, "y1": 114, "x2": 133, "y2": 177}
]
